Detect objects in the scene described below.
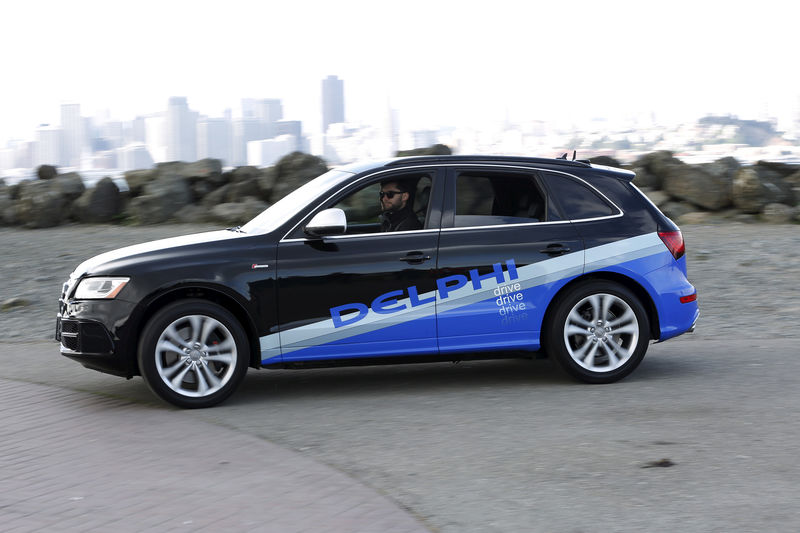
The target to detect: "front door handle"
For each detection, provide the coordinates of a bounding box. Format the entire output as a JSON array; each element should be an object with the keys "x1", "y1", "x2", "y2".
[
  {"x1": 539, "y1": 243, "x2": 571, "y2": 256},
  {"x1": 400, "y1": 252, "x2": 432, "y2": 264}
]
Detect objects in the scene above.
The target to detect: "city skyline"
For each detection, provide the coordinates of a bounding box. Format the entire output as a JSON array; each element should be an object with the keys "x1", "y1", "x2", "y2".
[{"x1": 2, "y1": 0, "x2": 799, "y2": 146}]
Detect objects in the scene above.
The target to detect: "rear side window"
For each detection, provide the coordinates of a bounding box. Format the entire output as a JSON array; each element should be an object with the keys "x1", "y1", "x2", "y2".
[
  {"x1": 543, "y1": 172, "x2": 617, "y2": 220},
  {"x1": 454, "y1": 171, "x2": 551, "y2": 227}
]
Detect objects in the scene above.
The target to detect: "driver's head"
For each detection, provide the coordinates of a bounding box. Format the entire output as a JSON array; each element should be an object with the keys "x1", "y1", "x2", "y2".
[{"x1": 379, "y1": 181, "x2": 409, "y2": 212}]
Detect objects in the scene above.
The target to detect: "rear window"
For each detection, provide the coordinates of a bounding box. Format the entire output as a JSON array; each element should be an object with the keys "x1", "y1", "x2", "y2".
[{"x1": 543, "y1": 173, "x2": 617, "y2": 220}]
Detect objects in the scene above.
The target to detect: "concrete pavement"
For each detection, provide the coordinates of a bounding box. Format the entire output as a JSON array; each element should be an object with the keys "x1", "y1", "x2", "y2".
[{"x1": 0, "y1": 344, "x2": 430, "y2": 533}]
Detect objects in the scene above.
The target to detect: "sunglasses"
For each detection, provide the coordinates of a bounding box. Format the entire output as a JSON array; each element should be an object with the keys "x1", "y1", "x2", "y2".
[{"x1": 379, "y1": 190, "x2": 404, "y2": 199}]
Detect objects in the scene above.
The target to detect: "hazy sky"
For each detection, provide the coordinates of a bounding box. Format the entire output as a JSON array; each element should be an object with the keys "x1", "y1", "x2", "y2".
[{"x1": 1, "y1": 0, "x2": 797, "y2": 142}]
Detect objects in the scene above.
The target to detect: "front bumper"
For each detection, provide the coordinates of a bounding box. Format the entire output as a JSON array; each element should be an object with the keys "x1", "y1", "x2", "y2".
[{"x1": 57, "y1": 298, "x2": 139, "y2": 377}]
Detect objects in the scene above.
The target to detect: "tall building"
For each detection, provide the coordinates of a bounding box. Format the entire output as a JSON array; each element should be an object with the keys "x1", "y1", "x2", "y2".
[
  {"x1": 60, "y1": 103, "x2": 83, "y2": 168},
  {"x1": 232, "y1": 118, "x2": 263, "y2": 166},
  {"x1": 34, "y1": 125, "x2": 62, "y2": 167},
  {"x1": 322, "y1": 75, "x2": 345, "y2": 134},
  {"x1": 165, "y1": 97, "x2": 197, "y2": 161},
  {"x1": 197, "y1": 117, "x2": 232, "y2": 164}
]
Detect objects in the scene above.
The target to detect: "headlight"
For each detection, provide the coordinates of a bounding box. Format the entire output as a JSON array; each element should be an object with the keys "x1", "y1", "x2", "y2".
[{"x1": 74, "y1": 277, "x2": 130, "y2": 299}]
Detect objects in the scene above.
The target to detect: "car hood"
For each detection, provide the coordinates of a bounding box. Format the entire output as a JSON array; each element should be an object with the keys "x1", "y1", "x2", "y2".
[{"x1": 71, "y1": 229, "x2": 246, "y2": 278}]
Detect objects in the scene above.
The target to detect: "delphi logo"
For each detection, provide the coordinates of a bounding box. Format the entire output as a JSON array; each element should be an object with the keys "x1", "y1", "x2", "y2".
[{"x1": 330, "y1": 259, "x2": 519, "y2": 328}]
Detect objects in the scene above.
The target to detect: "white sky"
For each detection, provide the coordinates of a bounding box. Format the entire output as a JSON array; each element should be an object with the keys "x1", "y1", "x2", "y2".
[{"x1": 1, "y1": 0, "x2": 798, "y2": 142}]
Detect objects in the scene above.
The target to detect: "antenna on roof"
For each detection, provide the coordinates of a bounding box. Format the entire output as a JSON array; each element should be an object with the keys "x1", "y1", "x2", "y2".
[
  {"x1": 557, "y1": 152, "x2": 568, "y2": 160},
  {"x1": 572, "y1": 150, "x2": 577, "y2": 161}
]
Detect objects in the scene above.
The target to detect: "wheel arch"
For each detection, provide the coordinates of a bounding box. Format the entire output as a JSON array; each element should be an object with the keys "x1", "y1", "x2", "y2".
[
  {"x1": 131, "y1": 285, "x2": 262, "y2": 374},
  {"x1": 542, "y1": 271, "x2": 660, "y2": 347}
]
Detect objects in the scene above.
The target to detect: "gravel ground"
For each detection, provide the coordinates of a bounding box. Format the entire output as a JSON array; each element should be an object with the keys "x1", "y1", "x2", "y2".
[{"x1": 1, "y1": 222, "x2": 798, "y2": 342}]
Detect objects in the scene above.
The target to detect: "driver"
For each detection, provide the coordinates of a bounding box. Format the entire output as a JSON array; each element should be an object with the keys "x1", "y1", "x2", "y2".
[{"x1": 379, "y1": 180, "x2": 422, "y2": 232}]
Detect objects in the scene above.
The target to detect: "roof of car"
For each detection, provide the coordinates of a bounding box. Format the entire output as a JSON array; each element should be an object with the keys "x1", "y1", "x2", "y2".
[{"x1": 335, "y1": 155, "x2": 634, "y2": 180}]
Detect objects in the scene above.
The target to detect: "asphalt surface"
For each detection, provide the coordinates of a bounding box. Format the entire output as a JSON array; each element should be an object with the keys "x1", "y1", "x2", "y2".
[{"x1": 3, "y1": 335, "x2": 799, "y2": 532}]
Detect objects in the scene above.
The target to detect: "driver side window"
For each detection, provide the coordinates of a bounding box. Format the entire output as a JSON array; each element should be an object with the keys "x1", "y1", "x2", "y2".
[{"x1": 331, "y1": 173, "x2": 433, "y2": 235}]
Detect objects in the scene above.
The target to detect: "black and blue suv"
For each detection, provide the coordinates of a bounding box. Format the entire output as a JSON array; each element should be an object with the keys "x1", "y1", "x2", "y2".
[{"x1": 57, "y1": 155, "x2": 699, "y2": 408}]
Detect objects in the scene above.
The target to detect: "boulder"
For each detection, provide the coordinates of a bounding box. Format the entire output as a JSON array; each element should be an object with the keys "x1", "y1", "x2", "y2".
[
  {"x1": 16, "y1": 180, "x2": 69, "y2": 228},
  {"x1": 661, "y1": 163, "x2": 732, "y2": 211},
  {"x1": 126, "y1": 172, "x2": 193, "y2": 224},
  {"x1": 660, "y1": 201, "x2": 694, "y2": 221},
  {"x1": 631, "y1": 166, "x2": 660, "y2": 189},
  {"x1": 677, "y1": 212, "x2": 717, "y2": 225},
  {"x1": 172, "y1": 204, "x2": 214, "y2": 224},
  {"x1": 201, "y1": 183, "x2": 232, "y2": 208},
  {"x1": 642, "y1": 189, "x2": 670, "y2": 207},
  {"x1": 183, "y1": 158, "x2": 223, "y2": 179},
  {"x1": 588, "y1": 156, "x2": 623, "y2": 168},
  {"x1": 269, "y1": 152, "x2": 328, "y2": 202},
  {"x1": 733, "y1": 167, "x2": 795, "y2": 213},
  {"x1": 257, "y1": 167, "x2": 278, "y2": 198},
  {"x1": 753, "y1": 161, "x2": 800, "y2": 179},
  {"x1": 0, "y1": 189, "x2": 18, "y2": 225},
  {"x1": 52, "y1": 172, "x2": 86, "y2": 202},
  {"x1": 72, "y1": 177, "x2": 122, "y2": 223},
  {"x1": 761, "y1": 203, "x2": 795, "y2": 224},
  {"x1": 124, "y1": 169, "x2": 158, "y2": 197},
  {"x1": 37, "y1": 165, "x2": 58, "y2": 180},
  {"x1": 209, "y1": 197, "x2": 269, "y2": 226},
  {"x1": 631, "y1": 151, "x2": 680, "y2": 181}
]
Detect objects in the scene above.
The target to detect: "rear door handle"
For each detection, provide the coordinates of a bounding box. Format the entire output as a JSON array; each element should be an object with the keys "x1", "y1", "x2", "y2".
[
  {"x1": 539, "y1": 244, "x2": 571, "y2": 256},
  {"x1": 400, "y1": 252, "x2": 432, "y2": 264}
]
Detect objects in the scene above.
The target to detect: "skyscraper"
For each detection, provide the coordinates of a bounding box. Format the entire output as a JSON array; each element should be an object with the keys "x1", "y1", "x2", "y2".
[
  {"x1": 165, "y1": 97, "x2": 197, "y2": 162},
  {"x1": 322, "y1": 75, "x2": 345, "y2": 134},
  {"x1": 60, "y1": 103, "x2": 83, "y2": 168}
]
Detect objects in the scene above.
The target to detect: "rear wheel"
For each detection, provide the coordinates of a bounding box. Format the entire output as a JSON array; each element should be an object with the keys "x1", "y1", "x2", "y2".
[
  {"x1": 545, "y1": 281, "x2": 650, "y2": 383},
  {"x1": 138, "y1": 299, "x2": 249, "y2": 408}
]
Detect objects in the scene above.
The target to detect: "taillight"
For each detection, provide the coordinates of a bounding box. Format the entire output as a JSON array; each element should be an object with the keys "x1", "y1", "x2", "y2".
[{"x1": 658, "y1": 230, "x2": 685, "y2": 260}]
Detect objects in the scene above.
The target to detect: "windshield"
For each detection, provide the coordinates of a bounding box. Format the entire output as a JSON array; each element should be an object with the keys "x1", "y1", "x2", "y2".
[{"x1": 240, "y1": 169, "x2": 354, "y2": 234}]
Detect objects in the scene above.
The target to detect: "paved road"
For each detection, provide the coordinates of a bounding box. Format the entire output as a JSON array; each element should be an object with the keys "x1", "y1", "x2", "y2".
[{"x1": 3, "y1": 336, "x2": 799, "y2": 532}]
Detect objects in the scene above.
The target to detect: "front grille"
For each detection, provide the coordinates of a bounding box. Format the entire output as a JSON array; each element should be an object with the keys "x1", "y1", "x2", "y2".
[
  {"x1": 58, "y1": 319, "x2": 114, "y2": 355},
  {"x1": 61, "y1": 335, "x2": 79, "y2": 351},
  {"x1": 60, "y1": 321, "x2": 79, "y2": 334}
]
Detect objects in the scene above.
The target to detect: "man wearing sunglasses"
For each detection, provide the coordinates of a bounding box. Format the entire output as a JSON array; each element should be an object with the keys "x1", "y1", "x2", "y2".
[{"x1": 379, "y1": 180, "x2": 423, "y2": 232}]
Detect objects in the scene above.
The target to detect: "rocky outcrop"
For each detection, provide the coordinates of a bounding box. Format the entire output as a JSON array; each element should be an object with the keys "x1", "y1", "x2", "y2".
[
  {"x1": 3, "y1": 149, "x2": 798, "y2": 227},
  {"x1": 631, "y1": 151, "x2": 797, "y2": 223}
]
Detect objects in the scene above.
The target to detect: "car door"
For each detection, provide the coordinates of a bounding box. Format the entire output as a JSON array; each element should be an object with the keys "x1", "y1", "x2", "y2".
[
  {"x1": 435, "y1": 165, "x2": 585, "y2": 353},
  {"x1": 275, "y1": 168, "x2": 444, "y2": 362}
]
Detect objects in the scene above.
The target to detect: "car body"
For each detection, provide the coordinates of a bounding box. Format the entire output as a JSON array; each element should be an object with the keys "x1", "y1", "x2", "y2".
[{"x1": 57, "y1": 155, "x2": 699, "y2": 408}]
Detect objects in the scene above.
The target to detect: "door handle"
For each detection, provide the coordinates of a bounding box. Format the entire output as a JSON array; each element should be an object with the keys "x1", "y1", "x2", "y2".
[
  {"x1": 539, "y1": 244, "x2": 571, "y2": 256},
  {"x1": 400, "y1": 252, "x2": 432, "y2": 264}
]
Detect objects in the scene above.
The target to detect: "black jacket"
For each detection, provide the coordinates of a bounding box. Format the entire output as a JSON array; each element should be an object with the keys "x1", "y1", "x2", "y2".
[{"x1": 380, "y1": 206, "x2": 422, "y2": 232}]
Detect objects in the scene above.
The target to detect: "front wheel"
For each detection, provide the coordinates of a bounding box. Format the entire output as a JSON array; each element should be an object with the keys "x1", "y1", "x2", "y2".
[
  {"x1": 138, "y1": 299, "x2": 249, "y2": 408},
  {"x1": 545, "y1": 281, "x2": 650, "y2": 384}
]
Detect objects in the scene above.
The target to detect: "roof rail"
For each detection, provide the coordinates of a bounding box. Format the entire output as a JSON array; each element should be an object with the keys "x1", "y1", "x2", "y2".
[{"x1": 384, "y1": 155, "x2": 592, "y2": 168}]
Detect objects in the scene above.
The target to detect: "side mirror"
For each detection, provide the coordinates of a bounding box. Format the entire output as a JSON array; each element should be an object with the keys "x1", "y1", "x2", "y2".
[{"x1": 304, "y1": 208, "x2": 347, "y2": 237}]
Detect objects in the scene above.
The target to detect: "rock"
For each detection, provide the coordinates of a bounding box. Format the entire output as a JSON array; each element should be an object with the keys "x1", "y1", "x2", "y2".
[
  {"x1": 699, "y1": 156, "x2": 741, "y2": 182},
  {"x1": 124, "y1": 169, "x2": 158, "y2": 197},
  {"x1": 761, "y1": 203, "x2": 795, "y2": 224},
  {"x1": 733, "y1": 167, "x2": 795, "y2": 213},
  {"x1": 677, "y1": 212, "x2": 716, "y2": 225},
  {"x1": 172, "y1": 204, "x2": 213, "y2": 224},
  {"x1": 632, "y1": 150, "x2": 678, "y2": 181},
  {"x1": 37, "y1": 165, "x2": 58, "y2": 180},
  {"x1": 16, "y1": 180, "x2": 69, "y2": 228},
  {"x1": 662, "y1": 163, "x2": 731, "y2": 211},
  {"x1": 643, "y1": 189, "x2": 670, "y2": 207},
  {"x1": 1, "y1": 297, "x2": 31, "y2": 311},
  {"x1": 270, "y1": 152, "x2": 328, "y2": 202},
  {"x1": 660, "y1": 201, "x2": 694, "y2": 221},
  {"x1": 209, "y1": 197, "x2": 269, "y2": 225},
  {"x1": 126, "y1": 172, "x2": 193, "y2": 224},
  {"x1": 754, "y1": 160, "x2": 800, "y2": 179},
  {"x1": 588, "y1": 156, "x2": 623, "y2": 168},
  {"x1": 72, "y1": 177, "x2": 122, "y2": 223},
  {"x1": 257, "y1": 167, "x2": 277, "y2": 198},
  {"x1": 52, "y1": 172, "x2": 86, "y2": 202},
  {"x1": 201, "y1": 183, "x2": 232, "y2": 208},
  {"x1": 396, "y1": 144, "x2": 452, "y2": 157},
  {"x1": 230, "y1": 166, "x2": 261, "y2": 183},
  {"x1": 0, "y1": 191, "x2": 18, "y2": 225},
  {"x1": 183, "y1": 158, "x2": 223, "y2": 179},
  {"x1": 227, "y1": 179, "x2": 262, "y2": 203},
  {"x1": 631, "y1": 166, "x2": 660, "y2": 189}
]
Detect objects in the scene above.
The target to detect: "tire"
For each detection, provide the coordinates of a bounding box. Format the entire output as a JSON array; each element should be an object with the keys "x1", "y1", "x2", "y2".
[
  {"x1": 545, "y1": 281, "x2": 650, "y2": 384},
  {"x1": 137, "y1": 299, "x2": 249, "y2": 408}
]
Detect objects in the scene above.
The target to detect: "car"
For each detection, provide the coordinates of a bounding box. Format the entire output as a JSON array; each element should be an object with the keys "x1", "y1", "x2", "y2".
[{"x1": 57, "y1": 155, "x2": 699, "y2": 408}]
